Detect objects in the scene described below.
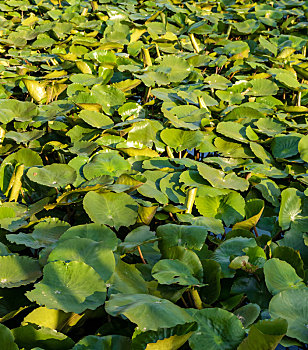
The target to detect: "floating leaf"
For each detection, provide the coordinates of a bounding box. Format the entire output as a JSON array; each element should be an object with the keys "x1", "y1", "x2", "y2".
[
  {"x1": 27, "y1": 164, "x2": 77, "y2": 188},
  {"x1": 0, "y1": 256, "x2": 42, "y2": 288},
  {"x1": 83, "y1": 191, "x2": 138, "y2": 230},
  {"x1": 188, "y1": 308, "x2": 245, "y2": 350},
  {"x1": 106, "y1": 293, "x2": 195, "y2": 332},
  {"x1": 269, "y1": 288, "x2": 308, "y2": 343},
  {"x1": 26, "y1": 261, "x2": 106, "y2": 314},
  {"x1": 264, "y1": 258, "x2": 304, "y2": 295}
]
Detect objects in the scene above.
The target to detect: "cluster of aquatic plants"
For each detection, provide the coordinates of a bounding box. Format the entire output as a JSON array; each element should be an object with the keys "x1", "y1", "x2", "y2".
[{"x1": 0, "y1": 0, "x2": 307, "y2": 348}]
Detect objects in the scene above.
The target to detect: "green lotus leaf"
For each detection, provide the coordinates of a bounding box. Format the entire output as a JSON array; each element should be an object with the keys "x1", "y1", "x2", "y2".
[
  {"x1": 0, "y1": 99, "x2": 38, "y2": 123},
  {"x1": 264, "y1": 258, "x2": 304, "y2": 295},
  {"x1": 279, "y1": 188, "x2": 305, "y2": 230},
  {"x1": 204, "y1": 75, "x2": 231, "y2": 90},
  {"x1": 298, "y1": 134, "x2": 308, "y2": 162},
  {"x1": 152, "y1": 259, "x2": 201, "y2": 286},
  {"x1": 160, "y1": 129, "x2": 203, "y2": 152},
  {"x1": 59, "y1": 223, "x2": 118, "y2": 250},
  {"x1": 156, "y1": 55, "x2": 192, "y2": 83},
  {"x1": 224, "y1": 106, "x2": 264, "y2": 123},
  {"x1": 255, "y1": 178, "x2": 280, "y2": 207},
  {"x1": 214, "y1": 137, "x2": 254, "y2": 158},
  {"x1": 237, "y1": 318, "x2": 287, "y2": 350},
  {"x1": 132, "y1": 322, "x2": 196, "y2": 350},
  {"x1": 83, "y1": 191, "x2": 138, "y2": 230},
  {"x1": 137, "y1": 171, "x2": 168, "y2": 205},
  {"x1": 22, "y1": 306, "x2": 76, "y2": 331},
  {"x1": 48, "y1": 238, "x2": 115, "y2": 282},
  {"x1": 165, "y1": 246, "x2": 203, "y2": 282},
  {"x1": 195, "y1": 191, "x2": 245, "y2": 227},
  {"x1": 72, "y1": 335, "x2": 131, "y2": 350},
  {"x1": 83, "y1": 153, "x2": 130, "y2": 180},
  {"x1": 70, "y1": 74, "x2": 105, "y2": 86},
  {"x1": 157, "y1": 224, "x2": 207, "y2": 252},
  {"x1": 0, "y1": 255, "x2": 42, "y2": 288},
  {"x1": 271, "y1": 133, "x2": 302, "y2": 158},
  {"x1": 108, "y1": 258, "x2": 148, "y2": 295},
  {"x1": 119, "y1": 226, "x2": 156, "y2": 253},
  {"x1": 216, "y1": 121, "x2": 249, "y2": 143},
  {"x1": 234, "y1": 303, "x2": 261, "y2": 328},
  {"x1": 269, "y1": 288, "x2": 308, "y2": 343},
  {"x1": 0, "y1": 324, "x2": 18, "y2": 350},
  {"x1": 27, "y1": 164, "x2": 77, "y2": 188},
  {"x1": 105, "y1": 293, "x2": 194, "y2": 331},
  {"x1": 159, "y1": 172, "x2": 186, "y2": 204},
  {"x1": 188, "y1": 308, "x2": 245, "y2": 350},
  {"x1": 127, "y1": 120, "x2": 164, "y2": 150},
  {"x1": 91, "y1": 85, "x2": 125, "y2": 115},
  {"x1": 176, "y1": 214, "x2": 224, "y2": 235},
  {"x1": 197, "y1": 163, "x2": 249, "y2": 191},
  {"x1": 26, "y1": 261, "x2": 106, "y2": 314},
  {"x1": 78, "y1": 110, "x2": 114, "y2": 129},
  {"x1": 254, "y1": 117, "x2": 286, "y2": 136},
  {"x1": 248, "y1": 79, "x2": 279, "y2": 96},
  {"x1": 7, "y1": 218, "x2": 70, "y2": 249},
  {"x1": 233, "y1": 19, "x2": 259, "y2": 34},
  {"x1": 213, "y1": 237, "x2": 257, "y2": 278},
  {"x1": 259, "y1": 36, "x2": 277, "y2": 56},
  {"x1": 12, "y1": 325, "x2": 74, "y2": 350},
  {"x1": 272, "y1": 246, "x2": 305, "y2": 278}
]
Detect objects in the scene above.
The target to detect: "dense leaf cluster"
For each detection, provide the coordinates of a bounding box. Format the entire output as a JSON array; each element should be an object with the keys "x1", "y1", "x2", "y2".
[{"x1": 0, "y1": 0, "x2": 307, "y2": 349}]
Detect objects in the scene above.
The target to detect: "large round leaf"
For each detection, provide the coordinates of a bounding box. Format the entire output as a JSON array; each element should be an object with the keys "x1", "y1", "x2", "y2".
[
  {"x1": 269, "y1": 288, "x2": 308, "y2": 343},
  {"x1": 26, "y1": 261, "x2": 106, "y2": 314},
  {"x1": 279, "y1": 188, "x2": 304, "y2": 230},
  {"x1": 105, "y1": 294, "x2": 194, "y2": 331},
  {"x1": 0, "y1": 255, "x2": 42, "y2": 288},
  {"x1": 0, "y1": 99, "x2": 37, "y2": 123},
  {"x1": 197, "y1": 163, "x2": 249, "y2": 192},
  {"x1": 237, "y1": 318, "x2": 288, "y2": 350},
  {"x1": 188, "y1": 308, "x2": 245, "y2": 350},
  {"x1": 271, "y1": 134, "x2": 302, "y2": 159},
  {"x1": 264, "y1": 258, "x2": 304, "y2": 295},
  {"x1": 195, "y1": 191, "x2": 245, "y2": 227},
  {"x1": 59, "y1": 223, "x2": 118, "y2": 250},
  {"x1": 213, "y1": 237, "x2": 257, "y2": 278},
  {"x1": 160, "y1": 129, "x2": 203, "y2": 152},
  {"x1": 152, "y1": 259, "x2": 201, "y2": 286},
  {"x1": 27, "y1": 164, "x2": 77, "y2": 188},
  {"x1": 7, "y1": 218, "x2": 70, "y2": 249},
  {"x1": 157, "y1": 224, "x2": 208, "y2": 252},
  {"x1": 83, "y1": 191, "x2": 138, "y2": 230},
  {"x1": 83, "y1": 153, "x2": 130, "y2": 179},
  {"x1": 12, "y1": 324, "x2": 74, "y2": 350},
  {"x1": 248, "y1": 79, "x2": 279, "y2": 96},
  {"x1": 48, "y1": 238, "x2": 115, "y2": 281}
]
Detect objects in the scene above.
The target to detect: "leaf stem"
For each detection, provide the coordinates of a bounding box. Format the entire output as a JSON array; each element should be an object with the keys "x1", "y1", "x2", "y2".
[
  {"x1": 190, "y1": 288, "x2": 203, "y2": 309},
  {"x1": 166, "y1": 146, "x2": 174, "y2": 158},
  {"x1": 185, "y1": 187, "x2": 197, "y2": 214},
  {"x1": 181, "y1": 296, "x2": 189, "y2": 308},
  {"x1": 189, "y1": 33, "x2": 200, "y2": 54},
  {"x1": 9, "y1": 164, "x2": 24, "y2": 202},
  {"x1": 253, "y1": 225, "x2": 259, "y2": 238},
  {"x1": 142, "y1": 48, "x2": 152, "y2": 67},
  {"x1": 137, "y1": 246, "x2": 147, "y2": 264}
]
